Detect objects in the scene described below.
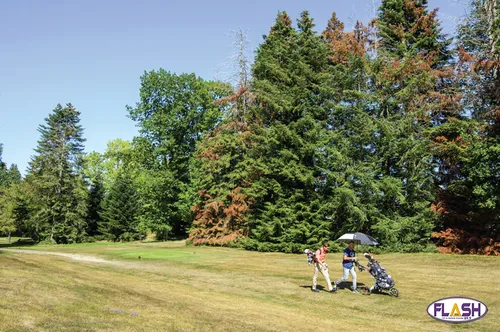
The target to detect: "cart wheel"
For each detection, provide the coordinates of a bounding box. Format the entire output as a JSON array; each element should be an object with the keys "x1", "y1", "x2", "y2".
[
  {"x1": 358, "y1": 286, "x2": 370, "y2": 295},
  {"x1": 389, "y1": 288, "x2": 399, "y2": 297}
]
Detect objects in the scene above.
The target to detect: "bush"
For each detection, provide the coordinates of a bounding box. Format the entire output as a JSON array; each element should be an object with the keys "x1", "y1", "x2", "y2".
[
  {"x1": 83, "y1": 235, "x2": 108, "y2": 243},
  {"x1": 257, "y1": 242, "x2": 271, "y2": 252},
  {"x1": 327, "y1": 242, "x2": 343, "y2": 253},
  {"x1": 422, "y1": 243, "x2": 439, "y2": 253},
  {"x1": 119, "y1": 232, "x2": 145, "y2": 242},
  {"x1": 399, "y1": 243, "x2": 425, "y2": 253},
  {"x1": 367, "y1": 241, "x2": 438, "y2": 253},
  {"x1": 231, "y1": 238, "x2": 258, "y2": 251},
  {"x1": 353, "y1": 244, "x2": 383, "y2": 255}
]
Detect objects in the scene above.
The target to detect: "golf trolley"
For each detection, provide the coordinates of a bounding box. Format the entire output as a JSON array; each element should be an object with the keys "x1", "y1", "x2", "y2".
[{"x1": 355, "y1": 253, "x2": 399, "y2": 297}]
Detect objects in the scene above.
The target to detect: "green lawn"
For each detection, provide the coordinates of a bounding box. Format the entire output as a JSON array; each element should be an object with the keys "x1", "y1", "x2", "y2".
[{"x1": 0, "y1": 239, "x2": 498, "y2": 331}]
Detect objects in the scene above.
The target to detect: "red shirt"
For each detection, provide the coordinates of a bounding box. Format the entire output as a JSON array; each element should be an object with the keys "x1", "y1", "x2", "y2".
[{"x1": 315, "y1": 247, "x2": 327, "y2": 263}]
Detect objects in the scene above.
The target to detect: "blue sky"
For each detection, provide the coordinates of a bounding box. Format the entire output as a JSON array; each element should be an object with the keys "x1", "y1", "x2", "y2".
[{"x1": 0, "y1": 0, "x2": 467, "y2": 174}]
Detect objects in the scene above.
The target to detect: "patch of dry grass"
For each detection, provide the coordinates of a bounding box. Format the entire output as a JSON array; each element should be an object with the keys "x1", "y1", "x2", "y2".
[{"x1": 0, "y1": 241, "x2": 498, "y2": 331}]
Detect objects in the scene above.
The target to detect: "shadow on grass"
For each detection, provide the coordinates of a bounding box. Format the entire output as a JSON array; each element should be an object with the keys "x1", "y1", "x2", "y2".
[
  {"x1": 299, "y1": 282, "x2": 396, "y2": 297},
  {"x1": 335, "y1": 281, "x2": 367, "y2": 290},
  {"x1": 334, "y1": 282, "x2": 396, "y2": 296},
  {"x1": 0, "y1": 238, "x2": 36, "y2": 248},
  {"x1": 299, "y1": 281, "x2": 369, "y2": 292},
  {"x1": 299, "y1": 285, "x2": 330, "y2": 292}
]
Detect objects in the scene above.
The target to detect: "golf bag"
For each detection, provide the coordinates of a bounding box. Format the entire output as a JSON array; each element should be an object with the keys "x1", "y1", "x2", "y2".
[
  {"x1": 304, "y1": 249, "x2": 316, "y2": 265},
  {"x1": 356, "y1": 253, "x2": 399, "y2": 297}
]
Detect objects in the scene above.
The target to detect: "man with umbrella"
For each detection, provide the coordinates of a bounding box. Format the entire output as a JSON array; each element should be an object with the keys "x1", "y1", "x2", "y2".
[
  {"x1": 335, "y1": 232, "x2": 379, "y2": 294},
  {"x1": 335, "y1": 240, "x2": 360, "y2": 293}
]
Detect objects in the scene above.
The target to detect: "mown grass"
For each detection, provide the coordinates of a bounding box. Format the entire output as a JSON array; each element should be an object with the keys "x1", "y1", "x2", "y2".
[{"x1": 0, "y1": 239, "x2": 498, "y2": 331}]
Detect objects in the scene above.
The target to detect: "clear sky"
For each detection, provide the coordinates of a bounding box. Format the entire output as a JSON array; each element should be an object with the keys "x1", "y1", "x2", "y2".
[{"x1": 0, "y1": 0, "x2": 468, "y2": 174}]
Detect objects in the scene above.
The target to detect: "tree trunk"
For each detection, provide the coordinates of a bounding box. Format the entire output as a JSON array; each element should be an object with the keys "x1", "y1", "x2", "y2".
[
  {"x1": 484, "y1": 0, "x2": 498, "y2": 56},
  {"x1": 51, "y1": 215, "x2": 56, "y2": 243},
  {"x1": 7, "y1": 232, "x2": 11, "y2": 244}
]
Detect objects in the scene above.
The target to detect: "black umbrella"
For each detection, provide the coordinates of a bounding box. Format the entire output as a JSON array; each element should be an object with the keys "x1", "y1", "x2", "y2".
[{"x1": 336, "y1": 232, "x2": 379, "y2": 246}]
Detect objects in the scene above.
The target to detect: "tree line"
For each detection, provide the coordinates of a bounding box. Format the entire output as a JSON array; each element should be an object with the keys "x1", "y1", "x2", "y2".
[{"x1": 0, "y1": 0, "x2": 498, "y2": 254}]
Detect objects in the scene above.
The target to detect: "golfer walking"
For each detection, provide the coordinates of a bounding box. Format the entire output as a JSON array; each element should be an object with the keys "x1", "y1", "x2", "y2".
[
  {"x1": 312, "y1": 241, "x2": 337, "y2": 293},
  {"x1": 335, "y1": 240, "x2": 359, "y2": 293}
]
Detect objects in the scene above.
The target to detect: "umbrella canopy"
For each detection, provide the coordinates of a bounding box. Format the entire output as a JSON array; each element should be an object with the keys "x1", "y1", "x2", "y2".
[{"x1": 336, "y1": 232, "x2": 379, "y2": 246}]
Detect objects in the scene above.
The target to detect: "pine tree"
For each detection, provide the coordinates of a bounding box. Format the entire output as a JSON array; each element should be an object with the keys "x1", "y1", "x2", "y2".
[
  {"x1": 0, "y1": 186, "x2": 16, "y2": 243},
  {"x1": 26, "y1": 103, "x2": 87, "y2": 243},
  {"x1": 377, "y1": 0, "x2": 450, "y2": 61},
  {"x1": 188, "y1": 122, "x2": 254, "y2": 245},
  {"x1": 189, "y1": 31, "x2": 255, "y2": 246},
  {"x1": 98, "y1": 172, "x2": 140, "y2": 241},
  {"x1": 360, "y1": 0, "x2": 457, "y2": 249},
  {"x1": 6, "y1": 165, "x2": 22, "y2": 186},
  {"x1": 322, "y1": 13, "x2": 366, "y2": 65},
  {"x1": 431, "y1": 0, "x2": 500, "y2": 254},
  {"x1": 320, "y1": 13, "x2": 380, "y2": 239},
  {"x1": 0, "y1": 145, "x2": 22, "y2": 188},
  {"x1": 0, "y1": 144, "x2": 6, "y2": 187},
  {"x1": 86, "y1": 175, "x2": 105, "y2": 236},
  {"x1": 246, "y1": 11, "x2": 338, "y2": 246}
]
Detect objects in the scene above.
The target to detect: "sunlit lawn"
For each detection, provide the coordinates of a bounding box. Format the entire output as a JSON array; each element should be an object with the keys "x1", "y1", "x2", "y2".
[{"x1": 0, "y1": 239, "x2": 498, "y2": 331}]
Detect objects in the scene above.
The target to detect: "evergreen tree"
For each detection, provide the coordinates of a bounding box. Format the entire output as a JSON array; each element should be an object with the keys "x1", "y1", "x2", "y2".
[
  {"x1": 6, "y1": 165, "x2": 22, "y2": 186},
  {"x1": 0, "y1": 154, "x2": 23, "y2": 242},
  {"x1": 377, "y1": 0, "x2": 450, "y2": 62},
  {"x1": 247, "y1": 11, "x2": 337, "y2": 246},
  {"x1": 0, "y1": 187, "x2": 17, "y2": 243},
  {"x1": 98, "y1": 172, "x2": 140, "y2": 241},
  {"x1": 189, "y1": 33, "x2": 255, "y2": 246},
  {"x1": 0, "y1": 145, "x2": 22, "y2": 188},
  {"x1": 0, "y1": 181, "x2": 40, "y2": 241},
  {"x1": 26, "y1": 103, "x2": 87, "y2": 243},
  {"x1": 86, "y1": 175, "x2": 105, "y2": 236},
  {"x1": 431, "y1": 0, "x2": 500, "y2": 254},
  {"x1": 189, "y1": 122, "x2": 254, "y2": 245},
  {"x1": 360, "y1": 0, "x2": 457, "y2": 249},
  {"x1": 320, "y1": 12, "x2": 379, "y2": 239},
  {"x1": 322, "y1": 13, "x2": 366, "y2": 65},
  {"x1": 0, "y1": 144, "x2": 6, "y2": 187}
]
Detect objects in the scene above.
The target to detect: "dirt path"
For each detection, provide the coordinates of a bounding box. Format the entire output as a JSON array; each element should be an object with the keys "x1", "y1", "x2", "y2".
[
  {"x1": 0, "y1": 248, "x2": 114, "y2": 264},
  {"x1": 0, "y1": 248, "x2": 165, "y2": 271}
]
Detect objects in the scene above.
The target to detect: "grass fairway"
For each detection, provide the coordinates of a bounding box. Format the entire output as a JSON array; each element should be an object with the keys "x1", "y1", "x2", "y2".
[{"x1": 0, "y1": 239, "x2": 498, "y2": 331}]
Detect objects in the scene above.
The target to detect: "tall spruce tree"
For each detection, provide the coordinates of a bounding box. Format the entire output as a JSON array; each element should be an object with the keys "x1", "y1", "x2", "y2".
[
  {"x1": 6, "y1": 165, "x2": 22, "y2": 186},
  {"x1": 430, "y1": 0, "x2": 500, "y2": 254},
  {"x1": 188, "y1": 121, "x2": 254, "y2": 245},
  {"x1": 377, "y1": 0, "x2": 450, "y2": 61},
  {"x1": 86, "y1": 175, "x2": 105, "y2": 236},
  {"x1": 26, "y1": 103, "x2": 87, "y2": 243},
  {"x1": 0, "y1": 144, "x2": 5, "y2": 182},
  {"x1": 98, "y1": 173, "x2": 144, "y2": 241},
  {"x1": 0, "y1": 144, "x2": 8, "y2": 187},
  {"x1": 321, "y1": 13, "x2": 381, "y2": 239},
  {"x1": 0, "y1": 146, "x2": 21, "y2": 188},
  {"x1": 361, "y1": 0, "x2": 456, "y2": 249},
  {"x1": 98, "y1": 171, "x2": 140, "y2": 241},
  {"x1": 189, "y1": 33, "x2": 255, "y2": 246},
  {"x1": 246, "y1": 11, "x2": 337, "y2": 246},
  {"x1": 0, "y1": 160, "x2": 22, "y2": 243}
]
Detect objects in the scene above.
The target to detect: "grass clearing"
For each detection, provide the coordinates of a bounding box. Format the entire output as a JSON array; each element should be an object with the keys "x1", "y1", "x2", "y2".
[{"x1": 0, "y1": 239, "x2": 498, "y2": 331}]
